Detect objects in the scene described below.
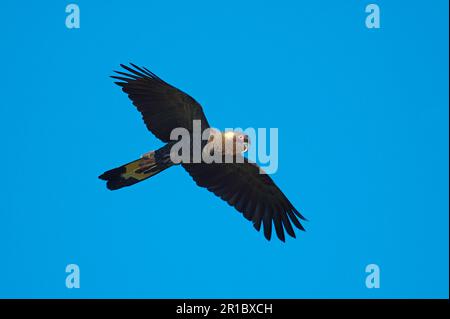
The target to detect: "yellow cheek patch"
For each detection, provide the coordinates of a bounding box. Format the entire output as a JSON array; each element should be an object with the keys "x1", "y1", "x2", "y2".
[{"x1": 224, "y1": 131, "x2": 235, "y2": 139}]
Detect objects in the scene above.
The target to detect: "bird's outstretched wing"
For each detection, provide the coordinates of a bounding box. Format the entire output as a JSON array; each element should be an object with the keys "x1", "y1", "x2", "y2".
[
  {"x1": 182, "y1": 159, "x2": 306, "y2": 241},
  {"x1": 111, "y1": 64, "x2": 210, "y2": 142}
]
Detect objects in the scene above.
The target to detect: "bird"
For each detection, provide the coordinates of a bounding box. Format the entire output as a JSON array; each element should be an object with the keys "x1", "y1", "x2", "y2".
[{"x1": 99, "y1": 63, "x2": 306, "y2": 242}]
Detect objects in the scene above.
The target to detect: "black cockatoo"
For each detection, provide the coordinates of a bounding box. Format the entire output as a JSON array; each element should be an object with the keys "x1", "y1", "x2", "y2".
[{"x1": 99, "y1": 64, "x2": 306, "y2": 241}]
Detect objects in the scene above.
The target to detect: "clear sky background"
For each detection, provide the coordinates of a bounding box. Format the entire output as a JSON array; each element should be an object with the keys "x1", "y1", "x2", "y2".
[{"x1": 0, "y1": 1, "x2": 448, "y2": 298}]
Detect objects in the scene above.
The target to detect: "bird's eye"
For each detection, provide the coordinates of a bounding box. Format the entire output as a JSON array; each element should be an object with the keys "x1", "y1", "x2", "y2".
[{"x1": 239, "y1": 135, "x2": 244, "y2": 140}]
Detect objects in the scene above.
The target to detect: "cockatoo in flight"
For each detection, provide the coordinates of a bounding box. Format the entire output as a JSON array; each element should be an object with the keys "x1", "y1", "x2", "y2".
[{"x1": 99, "y1": 64, "x2": 306, "y2": 242}]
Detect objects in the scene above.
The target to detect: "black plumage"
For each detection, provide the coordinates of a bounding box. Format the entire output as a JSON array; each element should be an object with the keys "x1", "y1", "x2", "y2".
[
  {"x1": 182, "y1": 158, "x2": 306, "y2": 241},
  {"x1": 100, "y1": 63, "x2": 306, "y2": 242},
  {"x1": 111, "y1": 63, "x2": 210, "y2": 142}
]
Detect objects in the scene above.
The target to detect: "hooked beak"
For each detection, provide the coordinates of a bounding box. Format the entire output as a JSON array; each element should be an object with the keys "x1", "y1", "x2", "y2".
[{"x1": 242, "y1": 134, "x2": 250, "y2": 153}]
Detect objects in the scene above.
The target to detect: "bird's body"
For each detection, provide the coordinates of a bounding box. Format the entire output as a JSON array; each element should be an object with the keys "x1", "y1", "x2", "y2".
[{"x1": 99, "y1": 64, "x2": 306, "y2": 242}]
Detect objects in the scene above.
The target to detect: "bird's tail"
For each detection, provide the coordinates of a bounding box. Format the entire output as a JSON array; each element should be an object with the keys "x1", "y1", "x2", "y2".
[{"x1": 99, "y1": 147, "x2": 173, "y2": 190}]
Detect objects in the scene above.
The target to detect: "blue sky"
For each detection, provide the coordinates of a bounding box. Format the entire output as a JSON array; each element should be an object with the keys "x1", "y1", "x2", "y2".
[{"x1": 0, "y1": 1, "x2": 448, "y2": 298}]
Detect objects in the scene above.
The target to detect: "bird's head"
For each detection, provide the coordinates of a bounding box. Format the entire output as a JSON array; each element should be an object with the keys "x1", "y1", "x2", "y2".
[{"x1": 223, "y1": 131, "x2": 250, "y2": 154}]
